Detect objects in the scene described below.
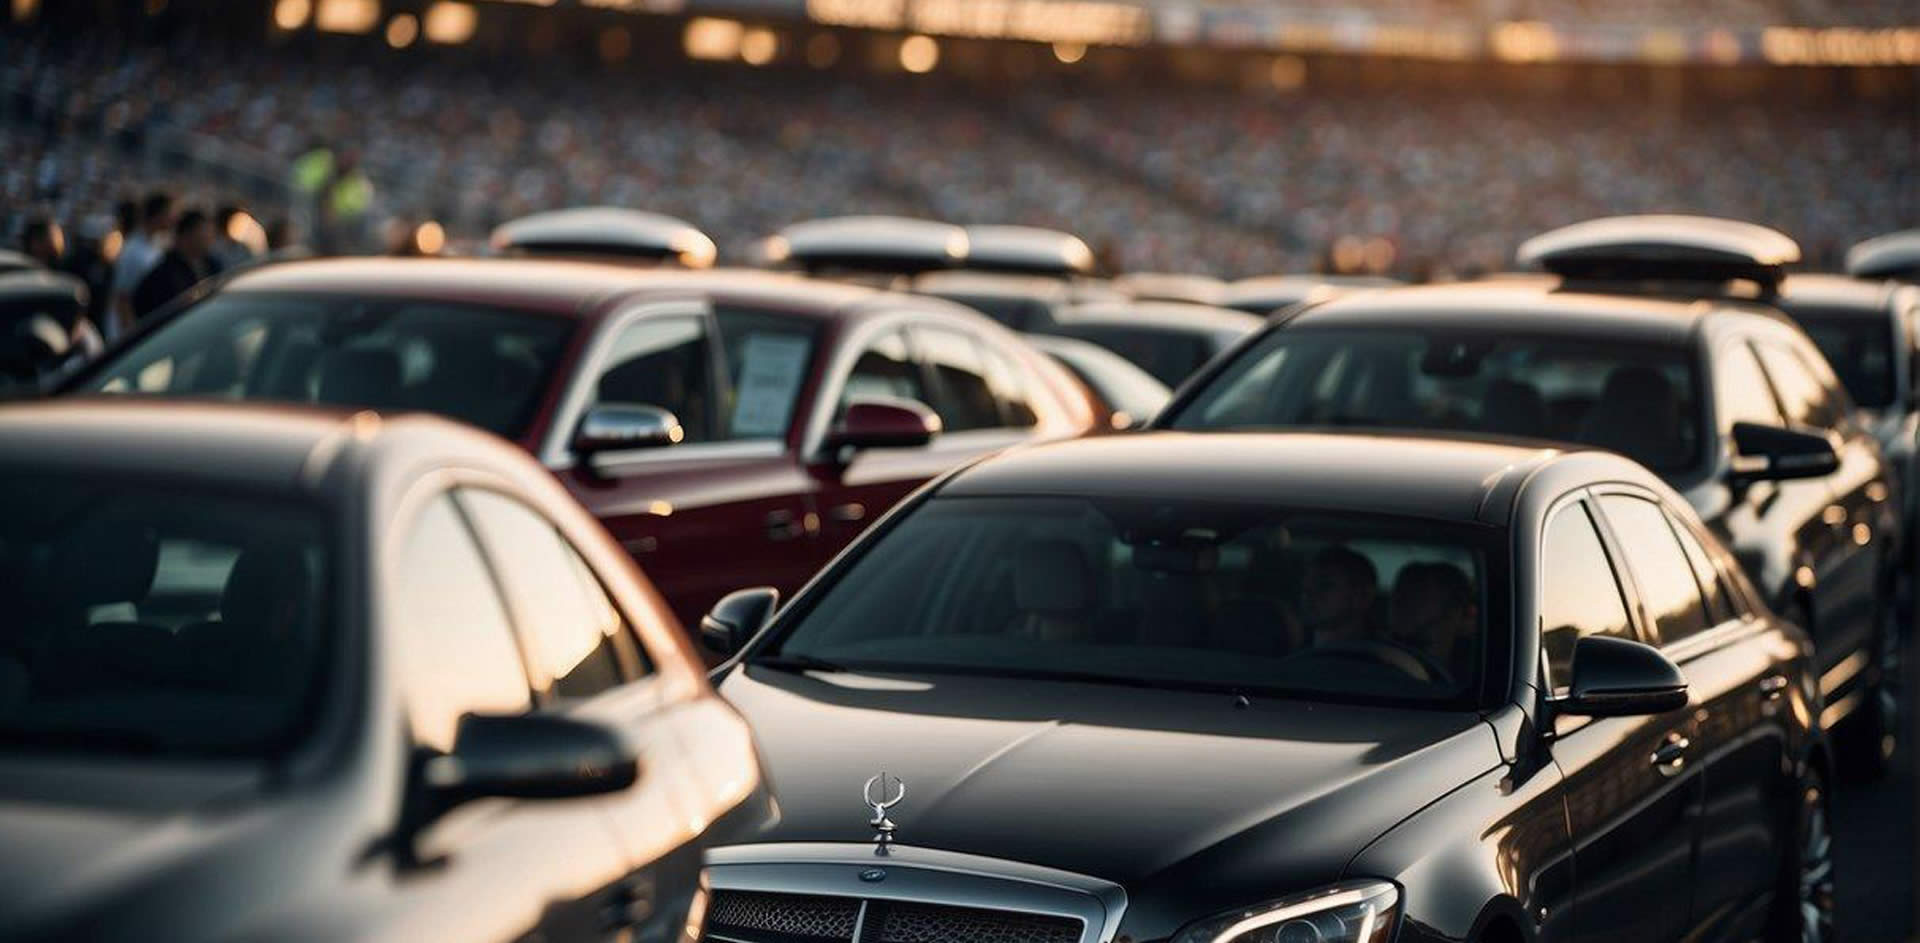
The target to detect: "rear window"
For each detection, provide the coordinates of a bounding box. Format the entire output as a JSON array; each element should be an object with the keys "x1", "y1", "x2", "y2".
[
  {"x1": 1789, "y1": 308, "x2": 1895, "y2": 409},
  {"x1": 1170, "y1": 327, "x2": 1704, "y2": 474},
  {"x1": 75, "y1": 293, "x2": 578, "y2": 438}
]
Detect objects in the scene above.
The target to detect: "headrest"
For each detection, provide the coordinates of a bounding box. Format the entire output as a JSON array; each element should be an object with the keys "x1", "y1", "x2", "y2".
[
  {"x1": 1012, "y1": 539, "x2": 1092, "y2": 615},
  {"x1": 1481, "y1": 379, "x2": 1549, "y2": 439},
  {"x1": 315, "y1": 348, "x2": 403, "y2": 408},
  {"x1": 223, "y1": 546, "x2": 309, "y2": 632}
]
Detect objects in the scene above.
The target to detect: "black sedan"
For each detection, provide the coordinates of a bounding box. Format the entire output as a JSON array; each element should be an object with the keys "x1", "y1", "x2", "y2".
[
  {"x1": 0, "y1": 401, "x2": 766, "y2": 941},
  {"x1": 698, "y1": 432, "x2": 1830, "y2": 943},
  {"x1": 1160, "y1": 233, "x2": 1902, "y2": 777}
]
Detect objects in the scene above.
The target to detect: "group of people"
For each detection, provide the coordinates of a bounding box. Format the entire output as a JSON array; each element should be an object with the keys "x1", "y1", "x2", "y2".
[{"x1": 6, "y1": 31, "x2": 1912, "y2": 280}]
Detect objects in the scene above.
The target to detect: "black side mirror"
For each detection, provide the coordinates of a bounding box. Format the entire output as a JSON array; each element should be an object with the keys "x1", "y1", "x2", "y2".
[
  {"x1": 1730, "y1": 421, "x2": 1840, "y2": 483},
  {"x1": 422, "y1": 713, "x2": 639, "y2": 810},
  {"x1": 573, "y1": 403, "x2": 683, "y2": 461},
  {"x1": 701, "y1": 586, "x2": 780, "y2": 658},
  {"x1": 1560, "y1": 636, "x2": 1689, "y2": 718}
]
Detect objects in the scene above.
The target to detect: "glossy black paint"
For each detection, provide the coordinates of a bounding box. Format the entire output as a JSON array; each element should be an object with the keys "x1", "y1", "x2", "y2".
[
  {"x1": 713, "y1": 432, "x2": 1825, "y2": 943},
  {"x1": 1563, "y1": 636, "x2": 1690, "y2": 717},
  {"x1": 0, "y1": 401, "x2": 767, "y2": 943},
  {"x1": 701, "y1": 586, "x2": 780, "y2": 658}
]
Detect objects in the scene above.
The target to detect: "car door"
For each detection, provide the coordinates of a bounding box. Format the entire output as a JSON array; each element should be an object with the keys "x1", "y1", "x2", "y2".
[
  {"x1": 456, "y1": 488, "x2": 710, "y2": 941},
  {"x1": 384, "y1": 493, "x2": 633, "y2": 943},
  {"x1": 545, "y1": 300, "x2": 822, "y2": 629},
  {"x1": 1593, "y1": 491, "x2": 1791, "y2": 940},
  {"x1": 1538, "y1": 496, "x2": 1700, "y2": 943}
]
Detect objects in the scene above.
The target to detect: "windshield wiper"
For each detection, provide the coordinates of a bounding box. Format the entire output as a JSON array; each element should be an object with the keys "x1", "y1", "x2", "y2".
[{"x1": 749, "y1": 653, "x2": 850, "y2": 674}]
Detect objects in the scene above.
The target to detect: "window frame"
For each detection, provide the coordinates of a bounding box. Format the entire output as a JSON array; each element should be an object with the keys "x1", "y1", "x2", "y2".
[
  {"x1": 908, "y1": 323, "x2": 1017, "y2": 433},
  {"x1": 1589, "y1": 490, "x2": 1715, "y2": 649},
  {"x1": 1535, "y1": 489, "x2": 1651, "y2": 696}
]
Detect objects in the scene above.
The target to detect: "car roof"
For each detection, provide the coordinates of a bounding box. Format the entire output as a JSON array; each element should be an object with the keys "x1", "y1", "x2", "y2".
[
  {"x1": 219, "y1": 256, "x2": 885, "y2": 317},
  {"x1": 1058, "y1": 300, "x2": 1263, "y2": 334},
  {"x1": 939, "y1": 431, "x2": 1573, "y2": 524},
  {"x1": 1777, "y1": 273, "x2": 1901, "y2": 315},
  {"x1": 1284, "y1": 279, "x2": 1774, "y2": 345}
]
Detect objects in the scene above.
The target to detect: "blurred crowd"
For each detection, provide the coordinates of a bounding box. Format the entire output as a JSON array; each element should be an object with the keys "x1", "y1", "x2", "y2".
[
  {"x1": 4, "y1": 33, "x2": 1915, "y2": 281},
  {"x1": 1180, "y1": 0, "x2": 1917, "y2": 27}
]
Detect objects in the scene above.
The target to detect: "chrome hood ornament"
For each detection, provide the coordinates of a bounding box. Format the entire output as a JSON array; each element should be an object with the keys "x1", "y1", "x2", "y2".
[{"x1": 863, "y1": 772, "x2": 906, "y2": 855}]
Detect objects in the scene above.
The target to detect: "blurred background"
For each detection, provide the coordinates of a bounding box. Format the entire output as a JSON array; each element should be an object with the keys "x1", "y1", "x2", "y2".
[{"x1": 2, "y1": 0, "x2": 1914, "y2": 280}]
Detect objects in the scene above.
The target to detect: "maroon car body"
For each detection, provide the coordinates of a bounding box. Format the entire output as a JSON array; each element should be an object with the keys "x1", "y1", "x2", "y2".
[{"x1": 62, "y1": 257, "x2": 1099, "y2": 630}]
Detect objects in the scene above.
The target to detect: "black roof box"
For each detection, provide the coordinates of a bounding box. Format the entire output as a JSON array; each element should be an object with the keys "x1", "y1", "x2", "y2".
[
  {"x1": 1846, "y1": 230, "x2": 1920, "y2": 282},
  {"x1": 491, "y1": 207, "x2": 717, "y2": 268},
  {"x1": 962, "y1": 225, "x2": 1094, "y2": 277},
  {"x1": 1518, "y1": 215, "x2": 1800, "y2": 289},
  {"x1": 769, "y1": 216, "x2": 969, "y2": 275}
]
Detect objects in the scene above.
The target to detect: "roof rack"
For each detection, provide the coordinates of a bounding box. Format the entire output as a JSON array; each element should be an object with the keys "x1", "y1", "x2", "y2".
[
  {"x1": 1846, "y1": 230, "x2": 1920, "y2": 282},
  {"x1": 1517, "y1": 215, "x2": 1800, "y2": 293},
  {"x1": 490, "y1": 207, "x2": 717, "y2": 269},
  {"x1": 768, "y1": 216, "x2": 969, "y2": 275},
  {"x1": 960, "y1": 225, "x2": 1094, "y2": 277}
]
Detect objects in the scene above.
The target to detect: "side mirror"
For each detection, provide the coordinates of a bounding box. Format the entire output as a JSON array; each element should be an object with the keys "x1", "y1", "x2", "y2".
[
  {"x1": 1560, "y1": 636, "x2": 1689, "y2": 718},
  {"x1": 573, "y1": 403, "x2": 683, "y2": 460},
  {"x1": 422, "y1": 713, "x2": 638, "y2": 809},
  {"x1": 701, "y1": 586, "x2": 780, "y2": 658},
  {"x1": 1730, "y1": 421, "x2": 1840, "y2": 483},
  {"x1": 826, "y1": 397, "x2": 940, "y2": 452}
]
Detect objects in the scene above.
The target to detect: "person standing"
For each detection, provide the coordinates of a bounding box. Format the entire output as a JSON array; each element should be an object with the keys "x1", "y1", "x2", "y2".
[
  {"x1": 109, "y1": 191, "x2": 177, "y2": 337},
  {"x1": 132, "y1": 209, "x2": 220, "y2": 321},
  {"x1": 19, "y1": 217, "x2": 65, "y2": 268}
]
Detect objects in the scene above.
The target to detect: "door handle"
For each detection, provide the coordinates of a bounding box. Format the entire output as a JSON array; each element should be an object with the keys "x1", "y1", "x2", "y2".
[
  {"x1": 765, "y1": 510, "x2": 804, "y2": 541},
  {"x1": 1650, "y1": 733, "x2": 1690, "y2": 777},
  {"x1": 1759, "y1": 674, "x2": 1789, "y2": 701}
]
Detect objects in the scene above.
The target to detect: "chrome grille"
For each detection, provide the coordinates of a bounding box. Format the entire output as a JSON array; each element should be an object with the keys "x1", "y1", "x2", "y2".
[{"x1": 703, "y1": 892, "x2": 1084, "y2": 943}]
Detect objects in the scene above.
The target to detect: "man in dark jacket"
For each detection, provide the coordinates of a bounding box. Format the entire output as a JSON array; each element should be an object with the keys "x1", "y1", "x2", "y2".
[{"x1": 133, "y1": 209, "x2": 221, "y2": 321}]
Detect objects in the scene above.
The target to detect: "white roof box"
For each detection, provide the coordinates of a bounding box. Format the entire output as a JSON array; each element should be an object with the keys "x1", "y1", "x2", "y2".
[
  {"x1": 962, "y1": 225, "x2": 1094, "y2": 277},
  {"x1": 491, "y1": 207, "x2": 717, "y2": 268},
  {"x1": 769, "y1": 216, "x2": 969, "y2": 275},
  {"x1": 1518, "y1": 215, "x2": 1800, "y2": 288},
  {"x1": 1846, "y1": 230, "x2": 1920, "y2": 282}
]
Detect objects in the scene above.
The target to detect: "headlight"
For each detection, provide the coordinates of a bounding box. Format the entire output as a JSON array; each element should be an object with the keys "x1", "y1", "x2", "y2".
[{"x1": 1170, "y1": 881, "x2": 1399, "y2": 943}]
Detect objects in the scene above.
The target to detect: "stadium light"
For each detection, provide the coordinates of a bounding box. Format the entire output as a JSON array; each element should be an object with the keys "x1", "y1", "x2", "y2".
[
  {"x1": 741, "y1": 28, "x2": 779, "y2": 65},
  {"x1": 386, "y1": 13, "x2": 418, "y2": 47},
  {"x1": 423, "y1": 1, "x2": 477, "y2": 44},
  {"x1": 13, "y1": 0, "x2": 40, "y2": 21},
  {"x1": 1052, "y1": 41, "x2": 1085, "y2": 64},
  {"x1": 271, "y1": 0, "x2": 310, "y2": 30},
  {"x1": 899, "y1": 34, "x2": 939, "y2": 72},
  {"x1": 685, "y1": 17, "x2": 744, "y2": 60},
  {"x1": 315, "y1": 0, "x2": 380, "y2": 34},
  {"x1": 1268, "y1": 55, "x2": 1305, "y2": 90}
]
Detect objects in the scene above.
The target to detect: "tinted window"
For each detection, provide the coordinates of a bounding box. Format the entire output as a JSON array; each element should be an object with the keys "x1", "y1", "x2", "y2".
[
  {"x1": 1754, "y1": 341, "x2": 1842, "y2": 430},
  {"x1": 841, "y1": 330, "x2": 929, "y2": 411},
  {"x1": 1668, "y1": 511, "x2": 1736, "y2": 627},
  {"x1": 1599, "y1": 495, "x2": 1710, "y2": 647},
  {"x1": 771, "y1": 497, "x2": 1487, "y2": 706},
  {"x1": 457, "y1": 490, "x2": 636, "y2": 700},
  {"x1": 912, "y1": 326, "x2": 1001, "y2": 432},
  {"x1": 1058, "y1": 325, "x2": 1212, "y2": 387},
  {"x1": 1795, "y1": 312, "x2": 1895, "y2": 409},
  {"x1": 81, "y1": 293, "x2": 575, "y2": 437},
  {"x1": 1540, "y1": 503, "x2": 1634, "y2": 692},
  {"x1": 1040, "y1": 341, "x2": 1171, "y2": 424},
  {"x1": 979, "y1": 343, "x2": 1039, "y2": 428},
  {"x1": 596, "y1": 316, "x2": 714, "y2": 442},
  {"x1": 1172, "y1": 329, "x2": 1704, "y2": 473},
  {"x1": 715, "y1": 308, "x2": 820, "y2": 440},
  {"x1": 0, "y1": 477, "x2": 328, "y2": 757},
  {"x1": 395, "y1": 496, "x2": 530, "y2": 754},
  {"x1": 1716, "y1": 342, "x2": 1784, "y2": 431}
]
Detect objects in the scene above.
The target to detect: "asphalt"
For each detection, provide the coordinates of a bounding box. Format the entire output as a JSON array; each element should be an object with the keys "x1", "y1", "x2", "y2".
[{"x1": 1832, "y1": 616, "x2": 1918, "y2": 942}]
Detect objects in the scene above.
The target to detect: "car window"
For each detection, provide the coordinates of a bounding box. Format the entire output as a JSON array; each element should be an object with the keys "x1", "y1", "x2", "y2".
[
  {"x1": 841, "y1": 329, "x2": 929, "y2": 412},
  {"x1": 456, "y1": 490, "x2": 640, "y2": 701},
  {"x1": 395, "y1": 495, "x2": 531, "y2": 754},
  {"x1": 1715, "y1": 341, "x2": 1784, "y2": 433},
  {"x1": 1754, "y1": 340, "x2": 1841, "y2": 430},
  {"x1": 80, "y1": 293, "x2": 575, "y2": 438},
  {"x1": 1667, "y1": 510, "x2": 1736, "y2": 628},
  {"x1": 911, "y1": 326, "x2": 1002, "y2": 432},
  {"x1": 1794, "y1": 311, "x2": 1896, "y2": 409},
  {"x1": 1540, "y1": 501, "x2": 1635, "y2": 693},
  {"x1": 714, "y1": 308, "x2": 820, "y2": 440},
  {"x1": 979, "y1": 342, "x2": 1039, "y2": 428},
  {"x1": 1057, "y1": 325, "x2": 1212, "y2": 387},
  {"x1": 594, "y1": 315, "x2": 715, "y2": 442},
  {"x1": 1172, "y1": 328, "x2": 1704, "y2": 474},
  {"x1": 1598, "y1": 495, "x2": 1711, "y2": 647}
]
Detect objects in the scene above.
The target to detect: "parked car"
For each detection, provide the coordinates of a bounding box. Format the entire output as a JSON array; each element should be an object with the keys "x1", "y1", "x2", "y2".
[
  {"x1": 0, "y1": 268, "x2": 92, "y2": 395},
  {"x1": 698, "y1": 432, "x2": 1831, "y2": 943},
  {"x1": 1156, "y1": 232, "x2": 1901, "y2": 776},
  {"x1": 1848, "y1": 229, "x2": 1920, "y2": 283},
  {"x1": 490, "y1": 206, "x2": 719, "y2": 268},
  {"x1": 57, "y1": 257, "x2": 1097, "y2": 630},
  {"x1": 1221, "y1": 274, "x2": 1400, "y2": 317},
  {"x1": 1027, "y1": 299, "x2": 1262, "y2": 388},
  {"x1": 1024, "y1": 332, "x2": 1171, "y2": 430},
  {"x1": 0, "y1": 400, "x2": 766, "y2": 941}
]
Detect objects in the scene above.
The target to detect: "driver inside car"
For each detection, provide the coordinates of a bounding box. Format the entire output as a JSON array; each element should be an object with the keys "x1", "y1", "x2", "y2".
[{"x1": 1387, "y1": 562, "x2": 1478, "y2": 685}]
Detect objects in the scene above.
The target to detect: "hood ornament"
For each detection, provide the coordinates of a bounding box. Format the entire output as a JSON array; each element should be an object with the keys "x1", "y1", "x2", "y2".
[{"x1": 863, "y1": 772, "x2": 906, "y2": 855}]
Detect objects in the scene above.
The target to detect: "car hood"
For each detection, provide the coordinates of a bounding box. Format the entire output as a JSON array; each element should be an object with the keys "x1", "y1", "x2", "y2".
[{"x1": 719, "y1": 666, "x2": 1502, "y2": 932}]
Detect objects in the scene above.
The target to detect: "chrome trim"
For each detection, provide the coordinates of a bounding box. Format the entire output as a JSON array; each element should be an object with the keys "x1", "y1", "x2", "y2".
[{"x1": 705, "y1": 842, "x2": 1128, "y2": 943}]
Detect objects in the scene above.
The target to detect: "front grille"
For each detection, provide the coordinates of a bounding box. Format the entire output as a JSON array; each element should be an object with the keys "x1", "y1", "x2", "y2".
[{"x1": 704, "y1": 892, "x2": 1084, "y2": 943}]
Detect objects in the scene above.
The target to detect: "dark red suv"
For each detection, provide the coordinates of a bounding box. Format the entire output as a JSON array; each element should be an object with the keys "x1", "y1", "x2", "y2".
[{"x1": 61, "y1": 257, "x2": 1099, "y2": 629}]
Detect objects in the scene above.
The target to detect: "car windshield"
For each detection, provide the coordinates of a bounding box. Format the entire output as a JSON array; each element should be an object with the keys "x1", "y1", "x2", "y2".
[
  {"x1": 0, "y1": 476, "x2": 331, "y2": 758},
  {"x1": 1169, "y1": 327, "x2": 1705, "y2": 474},
  {"x1": 75, "y1": 293, "x2": 578, "y2": 438},
  {"x1": 767, "y1": 497, "x2": 1489, "y2": 707},
  {"x1": 1791, "y1": 310, "x2": 1894, "y2": 409}
]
